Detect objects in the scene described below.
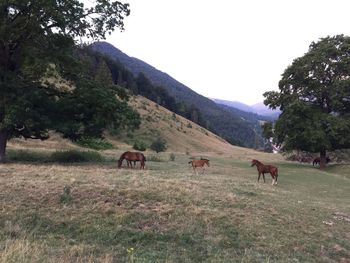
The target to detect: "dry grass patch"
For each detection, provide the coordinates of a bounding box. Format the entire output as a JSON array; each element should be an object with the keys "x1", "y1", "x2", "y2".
[{"x1": 0, "y1": 151, "x2": 349, "y2": 262}]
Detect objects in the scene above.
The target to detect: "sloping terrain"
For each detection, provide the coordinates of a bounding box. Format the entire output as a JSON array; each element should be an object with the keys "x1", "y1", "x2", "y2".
[
  {"x1": 90, "y1": 42, "x2": 261, "y2": 147},
  {"x1": 8, "y1": 95, "x2": 256, "y2": 157},
  {"x1": 122, "y1": 96, "x2": 243, "y2": 155}
]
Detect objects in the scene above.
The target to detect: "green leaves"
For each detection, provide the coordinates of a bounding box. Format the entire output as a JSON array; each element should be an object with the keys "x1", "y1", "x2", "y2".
[
  {"x1": 264, "y1": 35, "x2": 350, "y2": 153},
  {"x1": 0, "y1": 1, "x2": 136, "y2": 161}
]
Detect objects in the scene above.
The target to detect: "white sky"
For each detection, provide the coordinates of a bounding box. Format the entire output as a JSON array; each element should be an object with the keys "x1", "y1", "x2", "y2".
[{"x1": 90, "y1": 0, "x2": 350, "y2": 105}]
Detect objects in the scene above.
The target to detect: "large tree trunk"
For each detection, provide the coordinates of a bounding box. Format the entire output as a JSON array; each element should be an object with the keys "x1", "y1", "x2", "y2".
[
  {"x1": 0, "y1": 129, "x2": 8, "y2": 163},
  {"x1": 319, "y1": 149, "x2": 327, "y2": 169}
]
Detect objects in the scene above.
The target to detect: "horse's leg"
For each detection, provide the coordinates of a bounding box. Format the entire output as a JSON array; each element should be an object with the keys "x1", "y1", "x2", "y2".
[
  {"x1": 258, "y1": 172, "x2": 261, "y2": 182},
  {"x1": 274, "y1": 171, "x2": 278, "y2": 185},
  {"x1": 262, "y1": 173, "x2": 266, "y2": 183}
]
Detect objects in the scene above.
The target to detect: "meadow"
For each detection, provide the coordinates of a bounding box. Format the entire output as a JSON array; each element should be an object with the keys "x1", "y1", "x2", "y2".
[{"x1": 0, "y1": 148, "x2": 349, "y2": 263}]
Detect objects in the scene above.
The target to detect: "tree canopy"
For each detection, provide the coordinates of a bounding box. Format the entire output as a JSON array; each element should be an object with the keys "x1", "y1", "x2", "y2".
[
  {"x1": 0, "y1": 0, "x2": 139, "y2": 162},
  {"x1": 264, "y1": 35, "x2": 350, "y2": 167}
]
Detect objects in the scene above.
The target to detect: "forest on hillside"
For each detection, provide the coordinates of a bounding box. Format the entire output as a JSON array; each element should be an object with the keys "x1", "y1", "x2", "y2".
[{"x1": 89, "y1": 42, "x2": 269, "y2": 148}]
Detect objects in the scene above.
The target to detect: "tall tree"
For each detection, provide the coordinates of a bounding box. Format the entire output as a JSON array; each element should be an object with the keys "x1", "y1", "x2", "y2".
[
  {"x1": 0, "y1": 0, "x2": 139, "y2": 162},
  {"x1": 264, "y1": 35, "x2": 350, "y2": 168}
]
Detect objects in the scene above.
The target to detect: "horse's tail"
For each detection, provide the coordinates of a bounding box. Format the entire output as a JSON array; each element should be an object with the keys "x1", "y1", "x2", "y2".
[{"x1": 188, "y1": 161, "x2": 192, "y2": 164}]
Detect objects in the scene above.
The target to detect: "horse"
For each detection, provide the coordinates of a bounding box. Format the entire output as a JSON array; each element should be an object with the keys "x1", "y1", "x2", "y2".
[
  {"x1": 312, "y1": 156, "x2": 330, "y2": 166},
  {"x1": 118, "y1": 151, "x2": 146, "y2": 169},
  {"x1": 188, "y1": 158, "x2": 210, "y2": 174},
  {"x1": 250, "y1": 159, "x2": 278, "y2": 185}
]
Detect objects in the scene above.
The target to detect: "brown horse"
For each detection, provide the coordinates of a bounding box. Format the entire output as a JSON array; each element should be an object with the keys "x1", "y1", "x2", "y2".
[
  {"x1": 118, "y1": 151, "x2": 146, "y2": 169},
  {"x1": 188, "y1": 158, "x2": 210, "y2": 174},
  {"x1": 251, "y1": 159, "x2": 278, "y2": 185}
]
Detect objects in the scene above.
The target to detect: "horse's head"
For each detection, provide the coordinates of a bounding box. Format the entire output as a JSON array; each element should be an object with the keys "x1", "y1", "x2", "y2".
[
  {"x1": 117, "y1": 159, "x2": 123, "y2": 168},
  {"x1": 251, "y1": 159, "x2": 258, "y2": 167},
  {"x1": 201, "y1": 158, "x2": 210, "y2": 166}
]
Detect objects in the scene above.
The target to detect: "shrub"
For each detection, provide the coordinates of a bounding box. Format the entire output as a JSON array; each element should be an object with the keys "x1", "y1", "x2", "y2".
[
  {"x1": 133, "y1": 141, "x2": 147, "y2": 151},
  {"x1": 147, "y1": 155, "x2": 164, "y2": 162},
  {"x1": 60, "y1": 186, "x2": 73, "y2": 204},
  {"x1": 7, "y1": 150, "x2": 50, "y2": 163},
  {"x1": 50, "y1": 150, "x2": 103, "y2": 163},
  {"x1": 75, "y1": 137, "x2": 114, "y2": 150},
  {"x1": 150, "y1": 137, "x2": 167, "y2": 153},
  {"x1": 169, "y1": 153, "x2": 175, "y2": 161},
  {"x1": 7, "y1": 149, "x2": 104, "y2": 163}
]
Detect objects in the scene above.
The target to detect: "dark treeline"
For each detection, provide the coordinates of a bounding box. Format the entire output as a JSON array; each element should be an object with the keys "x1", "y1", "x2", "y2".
[
  {"x1": 89, "y1": 42, "x2": 270, "y2": 148},
  {"x1": 81, "y1": 47, "x2": 209, "y2": 130}
]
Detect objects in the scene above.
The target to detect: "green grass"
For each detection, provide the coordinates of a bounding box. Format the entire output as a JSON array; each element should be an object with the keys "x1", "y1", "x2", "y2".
[{"x1": 0, "y1": 154, "x2": 349, "y2": 262}]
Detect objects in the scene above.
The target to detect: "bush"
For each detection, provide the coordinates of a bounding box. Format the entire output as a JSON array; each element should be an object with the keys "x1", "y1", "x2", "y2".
[
  {"x1": 7, "y1": 149, "x2": 104, "y2": 163},
  {"x1": 59, "y1": 186, "x2": 73, "y2": 204},
  {"x1": 7, "y1": 150, "x2": 50, "y2": 163},
  {"x1": 133, "y1": 140, "x2": 147, "y2": 151},
  {"x1": 150, "y1": 137, "x2": 167, "y2": 153},
  {"x1": 169, "y1": 153, "x2": 176, "y2": 161},
  {"x1": 50, "y1": 150, "x2": 103, "y2": 163},
  {"x1": 75, "y1": 137, "x2": 114, "y2": 150},
  {"x1": 147, "y1": 155, "x2": 164, "y2": 162}
]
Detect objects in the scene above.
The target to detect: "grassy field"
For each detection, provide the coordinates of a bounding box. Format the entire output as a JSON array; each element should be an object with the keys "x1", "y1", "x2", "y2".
[{"x1": 0, "y1": 149, "x2": 349, "y2": 263}]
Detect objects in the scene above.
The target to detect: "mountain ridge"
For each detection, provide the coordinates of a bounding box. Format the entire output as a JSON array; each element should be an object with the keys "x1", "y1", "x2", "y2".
[
  {"x1": 212, "y1": 98, "x2": 280, "y2": 119},
  {"x1": 90, "y1": 41, "x2": 267, "y2": 148}
]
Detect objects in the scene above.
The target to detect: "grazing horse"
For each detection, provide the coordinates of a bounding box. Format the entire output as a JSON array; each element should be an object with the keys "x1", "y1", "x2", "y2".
[
  {"x1": 118, "y1": 151, "x2": 146, "y2": 169},
  {"x1": 188, "y1": 158, "x2": 210, "y2": 174},
  {"x1": 250, "y1": 159, "x2": 278, "y2": 185},
  {"x1": 313, "y1": 156, "x2": 330, "y2": 166}
]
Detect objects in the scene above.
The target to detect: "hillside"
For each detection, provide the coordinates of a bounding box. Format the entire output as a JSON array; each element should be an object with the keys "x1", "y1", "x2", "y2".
[
  {"x1": 8, "y1": 95, "x2": 248, "y2": 156},
  {"x1": 89, "y1": 42, "x2": 262, "y2": 147},
  {"x1": 122, "y1": 96, "x2": 240, "y2": 155}
]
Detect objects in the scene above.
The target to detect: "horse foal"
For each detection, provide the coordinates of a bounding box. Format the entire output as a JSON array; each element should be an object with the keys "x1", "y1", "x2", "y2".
[
  {"x1": 251, "y1": 159, "x2": 278, "y2": 186},
  {"x1": 188, "y1": 159, "x2": 210, "y2": 175}
]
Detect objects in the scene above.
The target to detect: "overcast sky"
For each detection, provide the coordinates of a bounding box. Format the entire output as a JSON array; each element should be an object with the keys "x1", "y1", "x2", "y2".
[{"x1": 89, "y1": 0, "x2": 350, "y2": 105}]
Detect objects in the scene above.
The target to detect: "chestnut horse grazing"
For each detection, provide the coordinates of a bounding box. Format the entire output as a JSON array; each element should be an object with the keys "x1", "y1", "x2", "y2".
[
  {"x1": 188, "y1": 158, "x2": 210, "y2": 174},
  {"x1": 251, "y1": 159, "x2": 278, "y2": 185},
  {"x1": 118, "y1": 151, "x2": 146, "y2": 169}
]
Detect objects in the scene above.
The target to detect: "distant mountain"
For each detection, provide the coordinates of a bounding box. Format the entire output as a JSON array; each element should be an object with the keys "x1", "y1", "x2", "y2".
[
  {"x1": 212, "y1": 98, "x2": 280, "y2": 120},
  {"x1": 250, "y1": 102, "x2": 280, "y2": 119},
  {"x1": 211, "y1": 98, "x2": 254, "y2": 113},
  {"x1": 90, "y1": 42, "x2": 266, "y2": 147}
]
